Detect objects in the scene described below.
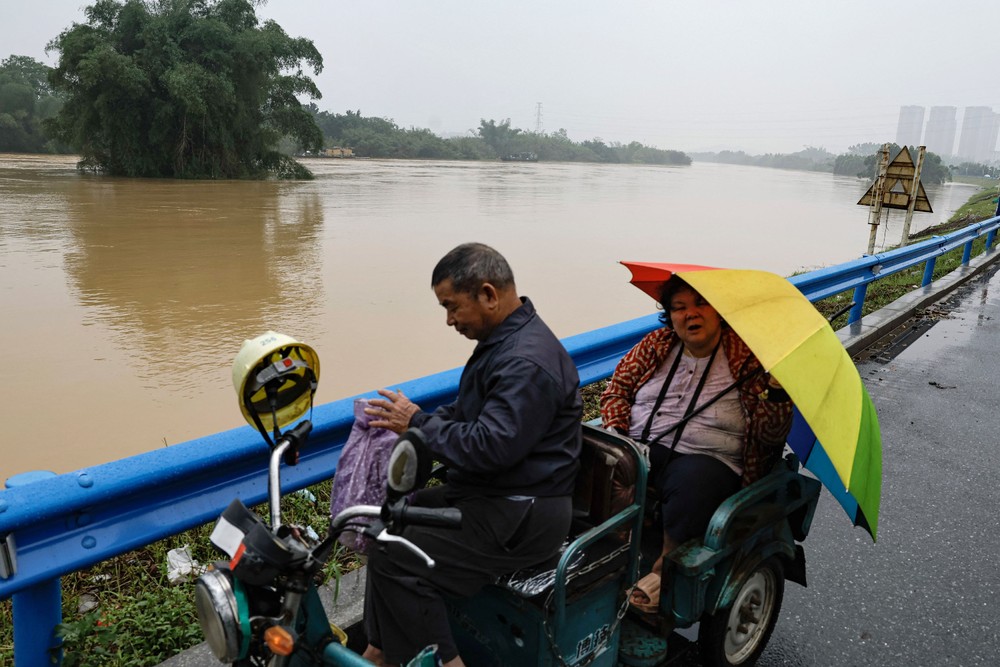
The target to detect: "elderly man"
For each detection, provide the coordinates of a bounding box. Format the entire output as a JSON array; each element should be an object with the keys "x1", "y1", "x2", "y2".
[{"x1": 361, "y1": 242, "x2": 582, "y2": 667}]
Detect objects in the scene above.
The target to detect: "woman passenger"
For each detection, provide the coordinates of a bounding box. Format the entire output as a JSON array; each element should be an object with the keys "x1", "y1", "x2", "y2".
[{"x1": 599, "y1": 276, "x2": 792, "y2": 612}]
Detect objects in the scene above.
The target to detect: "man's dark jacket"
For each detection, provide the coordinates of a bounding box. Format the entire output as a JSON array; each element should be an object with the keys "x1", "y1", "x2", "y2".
[{"x1": 409, "y1": 297, "x2": 582, "y2": 497}]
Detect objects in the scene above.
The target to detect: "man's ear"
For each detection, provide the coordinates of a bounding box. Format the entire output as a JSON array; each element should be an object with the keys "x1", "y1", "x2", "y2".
[{"x1": 479, "y1": 282, "x2": 499, "y2": 308}]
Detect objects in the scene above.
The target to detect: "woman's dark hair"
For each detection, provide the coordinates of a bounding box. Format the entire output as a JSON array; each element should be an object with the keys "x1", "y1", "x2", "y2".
[
  {"x1": 657, "y1": 276, "x2": 728, "y2": 329},
  {"x1": 657, "y1": 276, "x2": 694, "y2": 326},
  {"x1": 431, "y1": 242, "x2": 515, "y2": 295}
]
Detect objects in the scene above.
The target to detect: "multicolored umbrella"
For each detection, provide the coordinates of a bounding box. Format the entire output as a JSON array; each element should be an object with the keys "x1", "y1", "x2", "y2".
[{"x1": 622, "y1": 261, "x2": 882, "y2": 540}]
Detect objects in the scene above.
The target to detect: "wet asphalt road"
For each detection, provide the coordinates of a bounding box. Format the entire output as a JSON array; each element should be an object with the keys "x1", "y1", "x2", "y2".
[{"x1": 752, "y1": 264, "x2": 1000, "y2": 667}]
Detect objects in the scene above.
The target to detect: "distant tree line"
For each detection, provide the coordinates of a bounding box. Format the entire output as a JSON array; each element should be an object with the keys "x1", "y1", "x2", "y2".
[
  {"x1": 693, "y1": 143, "x2": 953, "y2": 185},
  {"x1": 834, "y1": 142, "x2": 951, "y2": 185},
  {"x1": 951, "y1": 161, "x2": 996, "y2": 177},
  {"x1": 690, "y1": 146, "x2": 836, "y2": 173},
  {"x1": 312, "y1": 111, "x2": 692, "y2": 165}
]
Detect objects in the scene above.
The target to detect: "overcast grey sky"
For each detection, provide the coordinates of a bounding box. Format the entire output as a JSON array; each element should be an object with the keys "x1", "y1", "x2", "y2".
[{"x1": 3, "y1": 0, "x2": 998, "y2": 155}]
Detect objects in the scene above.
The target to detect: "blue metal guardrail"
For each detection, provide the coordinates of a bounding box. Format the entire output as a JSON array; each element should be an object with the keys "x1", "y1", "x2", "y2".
[{"x1": 2, "y1": 215, "x2": 998, "y2": 665}]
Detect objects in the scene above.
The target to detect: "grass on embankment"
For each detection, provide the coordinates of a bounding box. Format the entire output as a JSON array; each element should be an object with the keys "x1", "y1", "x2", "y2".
[{"x1": 3, "y1": 185, "x2": 998, "y2": 665}]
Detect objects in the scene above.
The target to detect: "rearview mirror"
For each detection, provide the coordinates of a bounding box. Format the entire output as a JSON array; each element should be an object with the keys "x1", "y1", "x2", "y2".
[{"x1": 386, "y1": 428, "x2": 431, "y2": 501}]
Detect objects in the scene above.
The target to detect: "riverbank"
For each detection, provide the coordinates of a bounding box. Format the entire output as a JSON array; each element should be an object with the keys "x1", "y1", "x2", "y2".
[{"x1": 912, "y1": 184, "x2": 998, "y2": 238}]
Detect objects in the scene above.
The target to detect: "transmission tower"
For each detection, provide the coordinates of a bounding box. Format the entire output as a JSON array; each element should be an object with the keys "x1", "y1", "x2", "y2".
[{"x1": 535, "y1": 102, "x2": 543, "y2": 133}]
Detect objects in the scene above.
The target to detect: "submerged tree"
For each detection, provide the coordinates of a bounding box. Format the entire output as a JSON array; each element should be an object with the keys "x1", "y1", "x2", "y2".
[{"x1": 46, "y1": 0, "x2": 324, "y2": 179}]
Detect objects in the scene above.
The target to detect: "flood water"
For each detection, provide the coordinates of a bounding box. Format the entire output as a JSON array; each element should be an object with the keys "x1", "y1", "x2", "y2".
[{"x1": 0, "y1": 154, "x2": 979, "y2": 477}]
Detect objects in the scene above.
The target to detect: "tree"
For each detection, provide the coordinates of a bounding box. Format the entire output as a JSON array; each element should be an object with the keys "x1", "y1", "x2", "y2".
[
  {"x1": 477, "y1": 118, "x2": 520, "y2": 156},
  {"x1": 0, "y1": 55, "x2": 64, "y2": 152},
  {"x1": 858, "y1": 144, "x2": 950, "y2": 185},
  {"x1": 833, "y1": 152, "x2": 866, "y2": 177},
  {"x1": 846, "y1": 142, "x2": 880, "y2": 156},
  {"x1": 46, "y1": 0, "x2": 324, "y2": 179},
  {"x1": 580, "y1": 138, "x2": 619, "y2": 163}
]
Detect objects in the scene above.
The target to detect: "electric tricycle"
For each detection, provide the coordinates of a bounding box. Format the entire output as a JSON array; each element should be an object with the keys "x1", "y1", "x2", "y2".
[{"x1": 194, "y1": 333, "x2": 822, "y2": 667}]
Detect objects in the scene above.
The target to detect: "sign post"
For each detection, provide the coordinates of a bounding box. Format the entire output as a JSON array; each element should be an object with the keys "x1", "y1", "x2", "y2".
[
  {"x1": 865, "y1": 144, "x2": 890, "y2": 255},
  {"x1": 858, "y1": 144, "x2": 933, "y2": 253},
  {"x1": 900, "y1": 146, "x2": 927, "y2": 245}
]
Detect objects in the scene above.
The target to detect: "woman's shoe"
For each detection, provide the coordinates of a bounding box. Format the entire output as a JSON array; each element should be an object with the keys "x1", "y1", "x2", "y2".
[{"x1": 629, "y1": 572, "x2": 661, "y2": 614}]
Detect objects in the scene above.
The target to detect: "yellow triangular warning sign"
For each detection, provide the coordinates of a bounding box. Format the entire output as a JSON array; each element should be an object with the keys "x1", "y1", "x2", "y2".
[{"x1": 857, "y1": 146, "x2": 933, "y2": 212}]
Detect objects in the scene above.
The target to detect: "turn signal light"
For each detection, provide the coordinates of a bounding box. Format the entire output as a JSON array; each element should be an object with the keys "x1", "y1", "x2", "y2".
[{"x1": 264, "y1": 625, "x2": 295, "y2": 656}]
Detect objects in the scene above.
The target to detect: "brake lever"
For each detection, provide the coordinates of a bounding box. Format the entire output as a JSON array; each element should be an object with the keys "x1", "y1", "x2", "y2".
[{"x1": 375, "y1": 531, "x2": 436, "y2": 568}]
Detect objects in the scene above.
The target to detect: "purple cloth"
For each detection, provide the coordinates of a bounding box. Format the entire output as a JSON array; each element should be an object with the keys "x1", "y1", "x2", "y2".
[{"x1": 330, "y1": 398, "x2": 397, "y2": 554}]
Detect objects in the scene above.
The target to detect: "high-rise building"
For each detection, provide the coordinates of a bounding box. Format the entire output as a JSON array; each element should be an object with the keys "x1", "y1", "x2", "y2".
[
  {"x1": 956, "y1": 107, "x2": 1000, "y2": 163},
  {"x1": 896, "y1": 105, "x2": 925, "y2": 147},
  {"x1": 924, "y1": 106, "x2": 957, "y2": 157}
]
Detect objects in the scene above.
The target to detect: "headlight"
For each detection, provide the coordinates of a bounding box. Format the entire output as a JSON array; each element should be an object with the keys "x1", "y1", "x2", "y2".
[{"x1": 194, "y1": 567, "x2": 249, "y2": 661}]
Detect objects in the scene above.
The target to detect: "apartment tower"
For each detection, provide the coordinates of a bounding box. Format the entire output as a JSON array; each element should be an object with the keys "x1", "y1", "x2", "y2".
[
  {"x1": 924, "y1": 106, "x2": 957, "y2": 157},
  {"x1": 895, "y1": 105, "x2": 925, "y2": 147},
  {"x1": 956, "y1": 107, "x2": 1000, "y2": 163}
]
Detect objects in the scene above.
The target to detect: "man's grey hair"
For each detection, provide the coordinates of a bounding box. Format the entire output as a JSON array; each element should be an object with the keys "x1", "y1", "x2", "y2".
[{"x1": 431, "y1": 243, "x2": 515, "y2": 295}]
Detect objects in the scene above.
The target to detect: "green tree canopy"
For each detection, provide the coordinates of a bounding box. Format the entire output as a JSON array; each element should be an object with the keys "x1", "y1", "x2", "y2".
[
  {"x1": 46, "y1": 0, "x2": 324, "y2": 178},
  {"x1": 477, "y1": 118, "x2": 521, "y2": 156},
  {"x1": 858, "y1": 144, "x2": 951, "y2": 185},
  {"x1": 0, "y1": 56, "x2": 65, "y2": 152}
]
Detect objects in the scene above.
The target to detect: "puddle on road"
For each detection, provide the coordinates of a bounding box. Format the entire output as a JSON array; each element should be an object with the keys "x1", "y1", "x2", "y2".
[{"x1": 858, "y1": 263, "x2": 1000, "y2": 373}]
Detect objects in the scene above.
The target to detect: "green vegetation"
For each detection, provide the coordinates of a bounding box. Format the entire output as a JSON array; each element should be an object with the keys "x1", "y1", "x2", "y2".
[
  {"x1": 312, "y1": 111, "x2": 692, "y2": 165},
  {"x1": 45, "y1": 0, "x2": 324, "y2": 179},
  {"x1": 0, "y1": 55, "x2": 67, "y2": 152},
  {"x1": 849, "y1": 143, "x2": 951, "y2": 185},
  {"x1": 311, "y1": 109, "x2": 486, "y2": 160},
  {"x1": 911, "y1": 185, "x2": 998, "y2": 238}
]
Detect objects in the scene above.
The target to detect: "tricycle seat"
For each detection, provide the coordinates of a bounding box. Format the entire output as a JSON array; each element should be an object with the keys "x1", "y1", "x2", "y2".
[
  {"x1": 494, "y1": 425, "x2": 643, "y2": 601},
  {"x1": 449, "y1": 425, "x2": 646, "y2": 666}
]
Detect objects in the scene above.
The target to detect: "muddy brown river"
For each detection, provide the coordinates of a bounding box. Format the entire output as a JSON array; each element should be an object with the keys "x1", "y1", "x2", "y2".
[{"x1": 0, "y1": 154, "x2": 979, "y2": 476}]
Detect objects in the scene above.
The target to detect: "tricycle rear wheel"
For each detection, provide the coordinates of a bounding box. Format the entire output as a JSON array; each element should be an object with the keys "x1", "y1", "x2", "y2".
[{"x1": 697, "y1": 556, "x2": 784, "y2": 667}]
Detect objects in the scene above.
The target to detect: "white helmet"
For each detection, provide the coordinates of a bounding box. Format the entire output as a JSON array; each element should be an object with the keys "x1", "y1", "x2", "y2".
[{"x1": 231, "y1": 332, "x2": 320, "y2": 437}]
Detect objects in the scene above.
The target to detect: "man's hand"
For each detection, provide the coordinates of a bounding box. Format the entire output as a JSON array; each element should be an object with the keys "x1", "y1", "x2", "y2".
[{"x1": 365, "y1": 388, "x2": 421, "y2": 434}]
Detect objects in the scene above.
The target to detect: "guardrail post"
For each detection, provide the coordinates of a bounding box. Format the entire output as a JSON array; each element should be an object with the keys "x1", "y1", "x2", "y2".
[
  {"x1": 987, "y1": 230, "x2": 997, "y2": 251},
  {"x1": 848, "y1": 284, "x2": 868, "y2": 324},
  {"x1": 922, "y1": 258, "x2": 936, "y2": 287},
  {"x1": 962, "y1": 240, "x2": 974, "y2": 265},
  {"x1": 6, "y1": 471, "x2": 62, "y2": 667}
]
